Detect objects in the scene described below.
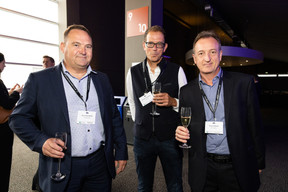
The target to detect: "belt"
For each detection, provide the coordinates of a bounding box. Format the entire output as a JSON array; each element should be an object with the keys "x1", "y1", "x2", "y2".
[
  {"x1": 72, "y1": 145, "x2": 104, "y2": 159},
  {"x1": 207, "y1": 153, "x2": 232, "y2": 164}
]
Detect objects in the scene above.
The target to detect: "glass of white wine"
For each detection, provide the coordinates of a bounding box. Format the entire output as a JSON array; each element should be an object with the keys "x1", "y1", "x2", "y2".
[
  {"x1": 179, "y1": 107, "x2": 192, "y2": 148},
  {"x1": 51, "y1": 132, "x2": 67, "y2": 181},
  {"x1": 150, "y1": 82, "x2": 161, "y2": 116}
]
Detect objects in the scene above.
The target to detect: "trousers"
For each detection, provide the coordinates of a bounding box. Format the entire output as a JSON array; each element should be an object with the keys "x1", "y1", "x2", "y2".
[
  {"x1": 65, "y1": 147, "x2": 112, "y2": 192},
  {"x1": 134, "y1": 136, "x2": 183, "y2": 192}
]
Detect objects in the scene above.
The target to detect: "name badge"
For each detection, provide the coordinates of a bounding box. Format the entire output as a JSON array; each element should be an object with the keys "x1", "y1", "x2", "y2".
[
  {"x1": 205, "y1": 121, "x2": 223, "y2": 134},
  {"x1": 139, "y1": 91, "x2": 153, "y2": 106},
  {"x1": 77, "y1": 111, "x2": 96, "y2": 124}
]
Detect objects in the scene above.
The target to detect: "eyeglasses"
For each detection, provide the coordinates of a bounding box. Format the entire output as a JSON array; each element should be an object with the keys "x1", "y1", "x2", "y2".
[{"x1": 145, "y1": 42, "x2": 165, "y2": 48}]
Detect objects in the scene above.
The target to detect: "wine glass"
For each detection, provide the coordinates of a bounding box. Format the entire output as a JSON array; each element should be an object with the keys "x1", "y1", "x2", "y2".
[
  {"x1": 51, "y1": 132, "x2": 67, "y2": 181},
  {"x1": 179, "y1": 107, "x2": 192, "y2": 148},
  {"x1": 150, "y1": 82, "x2": 161, "y2": 116}
]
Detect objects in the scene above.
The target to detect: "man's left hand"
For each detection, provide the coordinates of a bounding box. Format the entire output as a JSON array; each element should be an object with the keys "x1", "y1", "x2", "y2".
[
  {"x1": 115, "y1": 160, "x2": 127, "y2": 174},
  {"x1": 153, "y1": 93, "x2": 177, "y2": 107}
]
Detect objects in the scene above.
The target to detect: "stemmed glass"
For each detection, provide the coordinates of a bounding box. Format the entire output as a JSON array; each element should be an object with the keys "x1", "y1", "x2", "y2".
[
  {"x1": 51, "y1": 132, "x2": 67, "y2": 181},
  {"x1": 150, "y1": 82, "x2": 161, "y2": 116},
  {"x1": 179, "y1": 107, "x2": 192, "y2": 149}
]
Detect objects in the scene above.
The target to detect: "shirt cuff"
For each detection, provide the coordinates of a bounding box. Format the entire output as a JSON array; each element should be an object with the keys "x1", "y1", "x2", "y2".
[{"x1": 173, "y1": 98, "x2": 179, "y2": 112}]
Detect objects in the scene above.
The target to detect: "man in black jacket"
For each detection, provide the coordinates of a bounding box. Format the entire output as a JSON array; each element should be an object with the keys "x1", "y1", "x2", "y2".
[
  {"x1": 126, "y1": 25, "x2": 187, "y2": 191},
  {"x1": 175, "y1": 31, "x2": 265, "y2": 192}
]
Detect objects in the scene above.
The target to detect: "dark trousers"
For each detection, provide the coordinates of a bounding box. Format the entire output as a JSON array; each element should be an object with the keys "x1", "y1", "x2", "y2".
[
  {"x1": 65, "y1": 147, "x2": 112, "y2": 192},
  {"x1": 134, "y1": 136, "x2": 183, "y2": 192},
  {"x1": 1, "y1": 123, "x2": 14, "y2": 192},
  {"x1": 32, "y1": 168, "x2": 40, "y2": 191},
  {"x1": 203, "y1": 158, "x2": 242, "y2": 192}
]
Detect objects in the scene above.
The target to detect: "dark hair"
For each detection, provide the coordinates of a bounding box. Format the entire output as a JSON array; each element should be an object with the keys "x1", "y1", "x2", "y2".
[
  {"x1": 144, "y1": 25, "x2": 166, "y2": 42},
  {"x1": 0, "y1": 52, "x2": 4, "y2": 62},
  {"x1": 43, "y1": 55, "x2": 55, "y2": 63},
  {"x1": 64, "y1": 24, "x2": 92, "y2": 42},
  {"x1": 192, "y1": 31, "x2": 222, "y2": 53}
]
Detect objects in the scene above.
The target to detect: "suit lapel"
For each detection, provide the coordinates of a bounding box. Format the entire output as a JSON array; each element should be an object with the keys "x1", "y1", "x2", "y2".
[
  {"x1": 91, "y1": 73, "x2": 105, "y2": 121},
  {"x1": 223, "y1": 71, "x2": 233, "y2": 128},
  {"x1": 194, "y1": 79, "x2": 207, "y2": 143},
  {"x1": 191, "y1": 79, "x2": 206, "y2": 120},
  {"x1": 189, "y1": 79, "x2": 207, "y2": 151},
  {"x1": 50, "y1": 65, "x2": 70, "y2": 125}
]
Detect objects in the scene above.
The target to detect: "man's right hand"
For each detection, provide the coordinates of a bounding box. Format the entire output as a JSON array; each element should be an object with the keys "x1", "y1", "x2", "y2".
[
  {"x1": 175, "y1": 126, "x2": 190, "y2": 143},
  {"x1": 42, "y1": 138, "x2": 66, "y2": 158}
]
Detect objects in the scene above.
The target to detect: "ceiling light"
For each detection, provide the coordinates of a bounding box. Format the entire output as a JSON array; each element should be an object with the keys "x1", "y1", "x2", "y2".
[
  {"x1": 258, "y1": 74, "x2": 277, "y2": 77},
  {"x1": 278, "y1": 74, "x2": 288, "y2": 77}
]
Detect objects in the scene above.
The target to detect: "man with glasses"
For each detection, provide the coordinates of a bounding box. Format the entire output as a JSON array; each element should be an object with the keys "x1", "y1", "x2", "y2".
[{"x1": 126, "y1": 25, "x2": 187, "y2": 191}]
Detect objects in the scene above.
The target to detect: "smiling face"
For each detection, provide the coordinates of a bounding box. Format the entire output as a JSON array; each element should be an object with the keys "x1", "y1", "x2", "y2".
[
  {"x1": 193, "y1": 37, "x2": 222, "y2": 77},
  {"x1": 143, "y1": 31, "x2": 168, "y2": 65},
  {"x1": 60, "y1": 29, "x2": 93, "y2": 72}
]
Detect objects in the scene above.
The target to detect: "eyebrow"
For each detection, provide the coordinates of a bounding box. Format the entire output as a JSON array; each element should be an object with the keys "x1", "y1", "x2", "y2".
[{"x1": 71, "y1": 41, "x2": 93, "y2": 46}]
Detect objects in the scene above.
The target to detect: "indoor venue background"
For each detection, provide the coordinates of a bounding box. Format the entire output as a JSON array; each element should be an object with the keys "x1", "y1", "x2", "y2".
[{"x1": 1, "y1": 0, "x2": 287, "y2": 191}]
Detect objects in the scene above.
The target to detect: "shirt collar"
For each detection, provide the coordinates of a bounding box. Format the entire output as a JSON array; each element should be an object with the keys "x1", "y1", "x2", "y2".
[
  {"x1": 146, "y1": 60, "x2": 160, "y2": 73},
  {"x1": 199, "y1": 67, "x2": 222, "y2": 86},
  {"x1": 61, "y1": 60, "x2": 96, "y2": 79}
]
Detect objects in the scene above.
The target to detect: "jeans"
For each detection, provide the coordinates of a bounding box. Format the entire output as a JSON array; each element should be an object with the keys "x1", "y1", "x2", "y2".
[{"x1": 134, "y1": 136, "x2": 183, "y2": 192}]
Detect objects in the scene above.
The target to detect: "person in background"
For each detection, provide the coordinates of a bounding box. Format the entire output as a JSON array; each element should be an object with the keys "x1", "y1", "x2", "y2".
[
  {"x1": 32, "y1": 55, "x2": 55, "y2": 191},
  {"x1": 0, "y1": 52, "x2": 23, "y2": 192},
  {"x1": 126, "y1": 25, "x2": 187, "y2": 191},
  {"x1": 42, "y1": 55, "x2": 55, "y2": 69},
  {"x1": 175, "y1": 31, "x2": 265, "y2": 192},
  {"x1": 9, "y1": 24, "x2": 128, "y2": 192}
]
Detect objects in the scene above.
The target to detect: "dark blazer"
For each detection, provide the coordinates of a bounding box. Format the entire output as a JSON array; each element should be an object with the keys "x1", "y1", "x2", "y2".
[
  {"x1": 179, "y1": 71, "x2": 265, "y2": 192},
  {"x1": 9, "y1": 64, "x2": 128, "y2": 192}
]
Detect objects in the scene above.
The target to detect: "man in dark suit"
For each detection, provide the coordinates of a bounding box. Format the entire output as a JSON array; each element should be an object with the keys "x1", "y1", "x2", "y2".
[
  {"x1": 9, "y1": 24, "x2": 128, "y2": 192},
  {"x1": 175, "y1": 31, "x2": 265, "y2": 192}
]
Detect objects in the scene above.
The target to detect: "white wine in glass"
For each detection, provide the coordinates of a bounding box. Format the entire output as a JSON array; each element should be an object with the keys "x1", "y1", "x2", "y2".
[
  {"x1": 179, "y1": 107, "x2": 192, "y2": 149},
  {"x1": 51, "y1": 132, "x2": 67, "y2": 181},
  {"x1": 150, "y1": 82, "x2": 161, "y2": 116}
]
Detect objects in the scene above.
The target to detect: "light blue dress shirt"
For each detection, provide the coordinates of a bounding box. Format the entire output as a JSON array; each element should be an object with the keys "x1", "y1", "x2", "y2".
[
  {"x1": 61, "y1": 62, "x2": 105, "y2": 157},
  {"x1": 199, "y1": 68, "x2": 230, "y2": 155}
]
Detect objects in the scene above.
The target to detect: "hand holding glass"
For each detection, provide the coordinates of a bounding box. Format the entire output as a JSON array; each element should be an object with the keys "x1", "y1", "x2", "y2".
[
  {"x1": 179, "y1": 107, "x2": 192, "y2": 148},
  {"x1": 150, "y1": 82, "x2": 161, "y2": 116},
  {"x1": 51, "y1": 132, "x2": 67, "y2": 181}
]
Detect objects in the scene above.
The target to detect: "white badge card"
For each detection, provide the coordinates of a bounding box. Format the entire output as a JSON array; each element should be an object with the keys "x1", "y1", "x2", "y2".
[
  {"x1": 139, "y1": 91, "x2": 153, "y2": 106},
  {"x1": 77, "y1": 111, "x2": 96, "y2": 124},
  {"x1": 205, "y1": 121, "x2": 224, "y2": 134}
]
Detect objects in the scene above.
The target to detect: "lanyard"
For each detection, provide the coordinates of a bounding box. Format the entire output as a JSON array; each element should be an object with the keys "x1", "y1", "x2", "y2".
[
  {"x1": 142, "y1": 59, "x2": 166, "y2": 93},
  {"x1": 142, "y1": 62, "x2": 149, "y2": 93},
  {"x1": 199, "y1": 73, "x2": 223, "y2": 121},
  {"x1": 61, "y1": 70, "x2": 91, "y2": 111}
]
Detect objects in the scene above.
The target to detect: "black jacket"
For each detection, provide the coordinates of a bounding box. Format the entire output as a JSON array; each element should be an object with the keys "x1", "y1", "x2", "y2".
[{"x1": 180, "y1": 71, "x2": 265, "y2": 192}]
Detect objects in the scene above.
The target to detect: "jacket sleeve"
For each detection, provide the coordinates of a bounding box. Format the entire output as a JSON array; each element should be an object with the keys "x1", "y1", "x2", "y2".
[
  {"x1": 9, "y1": 73, "x2": 49, "y2": 153},
  {"x1": 104, "y1": 74, "x2": 128, "y2": 161},
  {"x1": 247, "y1": 77, "x2": 265, "y2": 169}
]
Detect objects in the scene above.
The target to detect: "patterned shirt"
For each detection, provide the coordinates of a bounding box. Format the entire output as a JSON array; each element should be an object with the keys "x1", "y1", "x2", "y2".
[{"x1": 61, "y1": 62, "x2": 105, "y2": 157}]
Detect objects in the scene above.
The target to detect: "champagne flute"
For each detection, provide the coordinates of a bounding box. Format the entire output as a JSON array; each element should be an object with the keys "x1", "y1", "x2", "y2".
[
  {"x1": 51, "y1": 132, "x2": 67, "y2": 181},
  {"x1": 179, "y1": 107, "x2": 192, "y2": 148},
  {"x1": 150, "y1": 82, "x2": 161, "y2": 116}
]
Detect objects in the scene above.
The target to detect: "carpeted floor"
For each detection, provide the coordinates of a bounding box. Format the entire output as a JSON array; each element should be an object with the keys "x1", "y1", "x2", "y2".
[{"x1": 9, "y1": 107, "x2": 288, "y2": 192}]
